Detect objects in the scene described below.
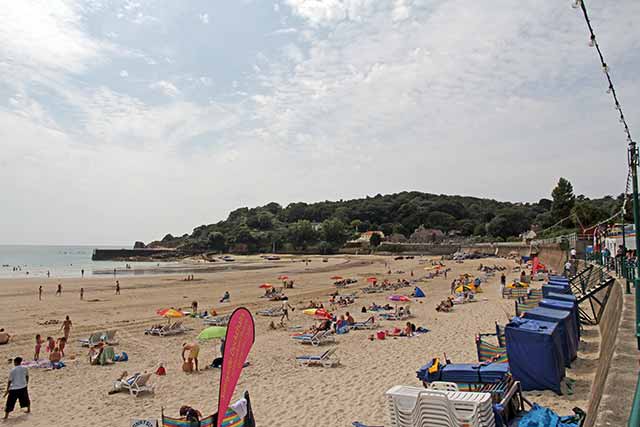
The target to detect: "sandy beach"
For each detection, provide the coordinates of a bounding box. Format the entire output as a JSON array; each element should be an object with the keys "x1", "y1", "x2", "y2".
[{"x1": 0, "y1": 255, "x2": 598, "y2": 427}]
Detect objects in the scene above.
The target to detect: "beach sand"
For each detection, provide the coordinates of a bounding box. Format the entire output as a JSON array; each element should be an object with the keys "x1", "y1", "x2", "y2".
[{"x1": 0, "y1": 255, "x2": 597, "y2": 426}]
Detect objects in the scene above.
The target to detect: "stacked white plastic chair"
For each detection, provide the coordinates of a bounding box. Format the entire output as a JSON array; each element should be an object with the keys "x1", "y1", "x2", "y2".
[{"x1": 385, "y1": 385, "x2": 495, "y2": 427}]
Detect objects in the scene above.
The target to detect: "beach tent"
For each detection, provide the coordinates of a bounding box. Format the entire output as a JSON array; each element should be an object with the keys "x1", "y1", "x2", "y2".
[
  {"x1": 505, "y1": 317, "x2": 565, "y2": 394},
  {"x1": 542, "y1": 284, "x2": 571, "y2": 298},
  {"x1": 413, "y1": 287, "x2": 425, "y2": 298},
  {"x1": 523, "y1": 307, "x2": 577, "y2": 366},
  {"x1": 540, "y1": 298, "x2": 580, "y2": 340}
]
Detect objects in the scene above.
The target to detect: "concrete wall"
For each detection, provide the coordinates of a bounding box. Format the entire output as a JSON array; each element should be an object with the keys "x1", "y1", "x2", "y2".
[
  {"x1": 535, "y1": 244, "x2": 566, "y2": 273},
  {"x1": 592, "y1": 280, "x2": 637, "y2": 426}
]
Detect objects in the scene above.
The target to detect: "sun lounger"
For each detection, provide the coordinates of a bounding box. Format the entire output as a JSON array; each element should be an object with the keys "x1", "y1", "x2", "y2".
[
  {"x1": 145, "y1": 321, "x2": 189, "y2": 337},
  {"x1": 79, "y1": 332, "x2": 104, "y2": 347},
  {"x1": 291, "y1": 330, "x2": 335, "y2": 346},
  {"x1": 203, "y1": 314, "x2": 231, "y2": 326},
  {"x1": 296, "y1": 348, "x2": 339, "y2": 367},
  {"x1": 476, "y1": 336, "x2": 508, "y2": 363},
  {"x1": 351, "y1": 316, "x2": 377, "y2": 330},
  {"x1": 121, "y1": 373, "x2": 155, "y2": 396},
  {"x1": 256, "y1": 307, "x2": 284, "y2": 317}
]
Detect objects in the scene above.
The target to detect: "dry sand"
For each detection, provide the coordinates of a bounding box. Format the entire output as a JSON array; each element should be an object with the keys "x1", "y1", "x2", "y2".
[{"x1": 0, "y1": 255, "x2": 598, "y2": 426}]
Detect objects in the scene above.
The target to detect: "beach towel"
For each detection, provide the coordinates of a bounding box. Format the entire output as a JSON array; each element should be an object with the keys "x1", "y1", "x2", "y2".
[{"x1": 162, "y1": 408, "x2": 245, "y2": 427}]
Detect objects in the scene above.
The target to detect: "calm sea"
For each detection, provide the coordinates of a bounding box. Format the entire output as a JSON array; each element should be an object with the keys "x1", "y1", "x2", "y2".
[{"x1": 0, "y1": 245, "x2": 178, "y2": 279}]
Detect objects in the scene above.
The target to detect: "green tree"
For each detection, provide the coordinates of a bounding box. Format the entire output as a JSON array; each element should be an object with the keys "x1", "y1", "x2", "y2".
[
  {"x1": 369, "y1": 232, "x2": 382, "y2": 247},
  {"x1": 321, "y1": 219, "x2": 349, "y2": 248},
  {"x1": 288, "y1": 220, "x2": 318, "y2": 250},
  {"x1": 207, "y1": 232, "x2": 226, "y2": 251},
  {"x1": 551, "y1": 178, "x2": 575, "y2": 222}
]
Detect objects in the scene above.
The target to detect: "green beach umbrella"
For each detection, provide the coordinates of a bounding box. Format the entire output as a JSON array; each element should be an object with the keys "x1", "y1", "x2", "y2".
[{"x1": 197, "y1": 326, "x2": 227, "y2": 341}]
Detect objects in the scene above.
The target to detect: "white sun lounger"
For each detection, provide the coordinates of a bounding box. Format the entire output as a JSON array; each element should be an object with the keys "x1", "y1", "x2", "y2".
[
  {"x1": 121, "y1": 373, "x2": 155, "y2": 397},
  {"x1": 203, "y1": 314, "x2": 231, "y2": 326},
  {"x1": 296, "y1": 348, "x2": 339, "y2": 367},
  {"x1": 350, "y1": 316, "x2": 377, "y2": 330},
  {"x1": 291, "y1": 330, "x2": 335, "y2": 346}
]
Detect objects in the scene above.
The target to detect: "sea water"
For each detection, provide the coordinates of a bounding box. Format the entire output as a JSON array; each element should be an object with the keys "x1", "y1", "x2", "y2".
[{"x1": 0, "y1": 245, "x2": 178, "y2": 279}]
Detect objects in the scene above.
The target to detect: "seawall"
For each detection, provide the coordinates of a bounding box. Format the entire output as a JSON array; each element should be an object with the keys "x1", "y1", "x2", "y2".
[{"x1": 91, "y1": 248, "x2": 175, "y2": 261}]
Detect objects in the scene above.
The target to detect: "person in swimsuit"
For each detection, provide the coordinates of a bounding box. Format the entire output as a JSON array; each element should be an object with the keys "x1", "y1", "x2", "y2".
[
  {"x1": 34, "y1": 335, "x2": 43, "y2": 360},
  {"x1": 56, "y1": 283, "x2": 62, "y2": 296},
  {"x1": 56, "y1": 337, "x2": 66, "y2": 357},
  {"x1": 61, "y1": 316, "x2": 72, "y2": 339},
  {"x1": 38, "y1": 286, "x2": 42, "y2": 301},
  {"x1": 45, "y1": 337, "x2": 55, "y2": 353},
  {"x1": 182, "y1": 342, "x2": 200, "y2": 372}
]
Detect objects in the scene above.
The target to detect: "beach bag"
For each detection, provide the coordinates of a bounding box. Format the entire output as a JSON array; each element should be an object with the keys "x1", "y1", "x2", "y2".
[
  {"x1": 376, "y1": 331, "x2": 386, "y2": 340},
  {"x1": 155, "y1": 365, "x2": 166, "y2": 376}
]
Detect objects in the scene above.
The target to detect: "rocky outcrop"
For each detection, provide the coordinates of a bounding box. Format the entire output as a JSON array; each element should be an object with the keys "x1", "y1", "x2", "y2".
[{"x1": 133, "y1": 241, "x2": 146, "y2": 249}]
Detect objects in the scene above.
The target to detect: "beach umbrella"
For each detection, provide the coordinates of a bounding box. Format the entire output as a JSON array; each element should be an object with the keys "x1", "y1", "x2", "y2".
[
  {"x1": 259, "y1": 283, "x2": 273, "y2": 289},
  {"x1": 388, "y1": 295, "x2": 410, "y2": 302},
  {"x1": 303, "y1": 308, "x2": 332, "y2": 319},
  {"x1": 330, "y1": 276, "x2": 343, "y2": 280},
  {"x1": 156, "y1": 308, "x2": 184, "y2": 318},
  {"x1": 197, "y1": 326, "x2": 227, "y2": 341},
  {"x1": 366, "y1": 277, "x2": 377, "y2": 283}
]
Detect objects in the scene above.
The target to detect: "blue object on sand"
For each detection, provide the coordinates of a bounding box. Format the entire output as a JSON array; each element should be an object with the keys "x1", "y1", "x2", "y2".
[{"x1": 414, "y1": 287, "x2": 425, "y2": 298}]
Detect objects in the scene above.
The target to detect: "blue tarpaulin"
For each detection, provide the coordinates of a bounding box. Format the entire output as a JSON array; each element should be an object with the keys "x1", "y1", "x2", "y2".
[
  {"x1": 523, "y1": 307, "x2": 577, "y2": 366},
  {"x1": 543, "y1": 284, "x2": 571, "y2": 297},
  {"x1": 416, "y1": 362, "x2": 510, "y2": 384},
  {"x1": 546, "y1": 292, "x2": 577, "y2": 304},
  {"x1": 540, "y1": 298, "x2": 580, "y2": 340},
  {"x1": 505, "y1": 317, "x2": 565, "y2": 394},
  {"x1": 413, "y1": 287, "x2": 425, "y2": 298},
  {"x1": 517, "y1": 404, "x2": 581, "y2": 427}
]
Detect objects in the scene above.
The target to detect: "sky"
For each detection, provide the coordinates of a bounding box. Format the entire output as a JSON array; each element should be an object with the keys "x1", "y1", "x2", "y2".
[{"x1": 2, "y1": 0, "x2": 639, "y2": 245}]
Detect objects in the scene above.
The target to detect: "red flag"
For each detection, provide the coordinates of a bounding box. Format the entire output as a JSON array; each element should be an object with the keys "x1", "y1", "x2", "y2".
[{"x1": 217, "y1": 307, "x2": 255, "y2": 426}]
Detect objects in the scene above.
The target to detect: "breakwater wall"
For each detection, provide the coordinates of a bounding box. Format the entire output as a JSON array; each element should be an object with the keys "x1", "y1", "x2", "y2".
[{"x1": 91, "y1": 248, "x2": 175, "y2": 261}]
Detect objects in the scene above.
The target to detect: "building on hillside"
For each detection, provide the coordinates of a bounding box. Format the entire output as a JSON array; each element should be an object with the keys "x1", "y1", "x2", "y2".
[
  {"x1": 310, "y1": 222, "x2": 323, "y2": 232},
  {"x1": 409, "y1": 226, "x2": 444, "y2": 243},
  {"x1": 520, "y1": 230, "x2": 537, "y2": 243},
  {"x1": 349, "y1": 230, "x2": 385, "y2": 244}
]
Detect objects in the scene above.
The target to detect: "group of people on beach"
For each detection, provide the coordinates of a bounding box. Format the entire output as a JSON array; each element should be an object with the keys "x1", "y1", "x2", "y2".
[{"x1": 38, "y1": 281, "x2": 121, "y2": 301}]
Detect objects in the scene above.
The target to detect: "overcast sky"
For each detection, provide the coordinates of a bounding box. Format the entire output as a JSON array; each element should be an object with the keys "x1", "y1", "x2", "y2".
[{"x1": 2, "y1": 0, "x2": 639, "y2": 245}]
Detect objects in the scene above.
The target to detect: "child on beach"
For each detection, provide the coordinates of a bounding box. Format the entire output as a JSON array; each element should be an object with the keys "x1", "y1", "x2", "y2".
[
  {"x1": 57, "y1": 337, "x2": 67, "y2": 356},
  {"x1": 46, "y1": 336, "x2": 55, "y2": 353},
  {"x1": 34, "y1": 335, "x2": 44, "y2": 360}
]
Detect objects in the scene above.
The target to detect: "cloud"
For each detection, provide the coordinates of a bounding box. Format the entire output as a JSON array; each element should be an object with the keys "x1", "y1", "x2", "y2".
[
  {"x1": 199, "y1": 13, "x2": 209, "y2": 24},
  {"x1": 0, "y1": 0, "x2": 111, "y2": 75},
  {"x1": 271, "y1": 27, "x2": 298, "y2": 35},
  {"x1": 149, "y1": 80, "x2": 180, "y2": 97},
  {"x1": 3, "y1": 0, "x2": 640, "y2": 246}
]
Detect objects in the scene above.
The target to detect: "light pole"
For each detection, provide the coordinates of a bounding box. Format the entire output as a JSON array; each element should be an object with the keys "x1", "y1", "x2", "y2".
[{"x1": 628, "y1": 140, "x2": 640, "y2": 349}]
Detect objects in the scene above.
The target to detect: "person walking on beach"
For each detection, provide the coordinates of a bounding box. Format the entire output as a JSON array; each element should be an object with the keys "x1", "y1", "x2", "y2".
[
  {"x1": 80, "y1": 288, "x2": 84, "y2": 301},
  {"x1": 113, "y1": 268, "x2": 117, "y2": 277},
  {"x1": 3, "y1": 357, "x2": 30, "y2": 420},
  {"x1": 61, "y1": 316, "x2": 72, "y2": 339},
  {"x1": 280, "y1": 299, "x2": 294, "y2": 323},
  {"x1": 38, "y1": 286, "x2": 42, "y2": 301},
  {"x1": 55, "y1": 283, "x2": 62, "y2": 296},
  {"x1": 81, "y1": 269, "x2": 84, "y2": 278},
  {"x1": 500, "y1": 273, "x2": 506, "y2": 298},
  {"x1": 46, "y1": 270, "x2": 50, "y2": 278},
  {"x1": 115, "y1": 281, "x2": 120, "y2": 295}
]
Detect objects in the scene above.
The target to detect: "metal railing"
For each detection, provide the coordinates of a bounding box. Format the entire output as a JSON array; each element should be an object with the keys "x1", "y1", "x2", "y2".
[{"x1": 531, "y1": 232, "x2": 578, "y2": 246}]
